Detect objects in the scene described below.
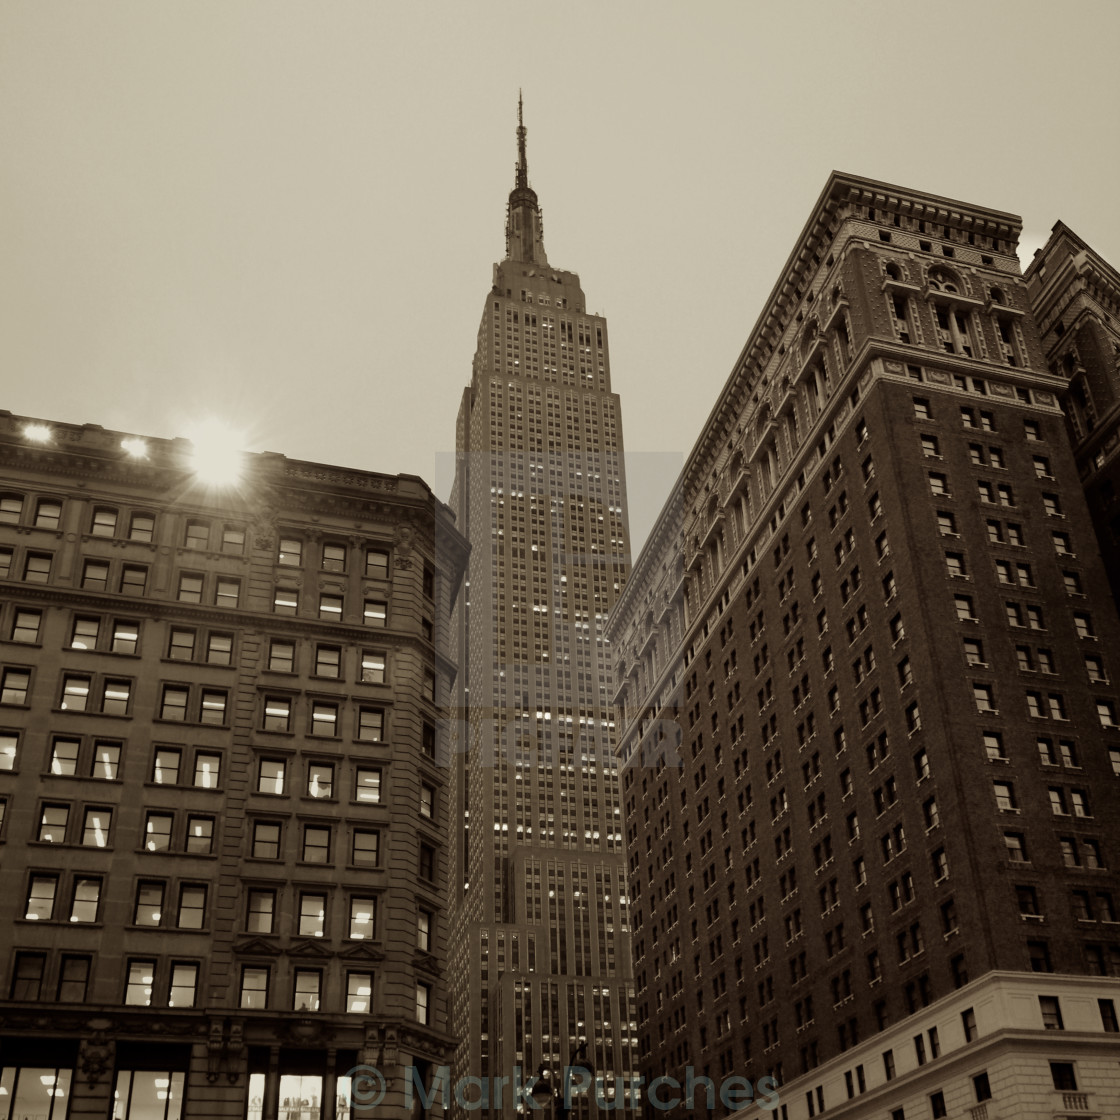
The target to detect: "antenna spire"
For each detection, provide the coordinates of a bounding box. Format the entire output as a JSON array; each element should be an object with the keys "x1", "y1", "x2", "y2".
[{"x1": 516, "y1": 89, "x2": 528, "y2": 189}]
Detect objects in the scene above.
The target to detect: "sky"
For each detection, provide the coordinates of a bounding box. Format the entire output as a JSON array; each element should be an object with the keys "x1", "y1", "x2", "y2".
[{"x1": 1, "y1": 0, "x2": 1118, "y2": 552}]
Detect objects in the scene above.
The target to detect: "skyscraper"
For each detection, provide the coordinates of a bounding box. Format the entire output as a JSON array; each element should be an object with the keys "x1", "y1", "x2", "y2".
[
  {"x1": 448, "y1": 101, "x2": 638, "y2": 1117},
  {"x1": 609, "y1": 173, "x2": 1120, "y2": 1118},
  {"x1": 0, "y1": 411, "x2": 468, "y2": 1120},
  {"x1": 1026, "y1": 224, "x2": 1120, "y2": 613}
]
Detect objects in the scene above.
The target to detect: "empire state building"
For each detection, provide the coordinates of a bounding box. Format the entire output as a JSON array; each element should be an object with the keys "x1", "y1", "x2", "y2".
[{"x1": 447, "y1": 100, "x2": 638, "y2": 1117}]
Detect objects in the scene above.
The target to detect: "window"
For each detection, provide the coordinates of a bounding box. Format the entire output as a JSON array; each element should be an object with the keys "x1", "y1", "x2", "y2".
[
  {"x1": 57, "y1": 955, "x2": 91, "y2": 1002},
  {"x1": 350, "y1": 897, "x2": 376, "y2": 940},
  {"x1": 129, "y1": 512, "x2": 155, "y2": 541},
  {"x1": 167, "y1": 627, "x2": 195, "y2": 661},
  {"x1": 417, "y1": 981, "x2": 432, "y2": 1024},
  {"x1": 928, "y1": 472, "x2": 949, "y2": 497},
  {"x1": 134, "y1": 882, "x2": 164, "y2": 926},
  {"x1": 252, "y1": 822, "x2": 281, "y2": 859},
  {"x1": 24, "y1": 551, "x2": 52, "y2": 582},
  {"x1": 936, "y1": 511, "x2": 956, "y2": 536},
  {"x1": 993, "y1": 781, "x2": 1016, "y2": 811},
  {"x1": 70, "y1": 877, "x2": 100, "y2": 922},
  {"x1": 357, "y1": 707, "x2": 384, "y2": 742},
  {"x1": 1040, "y1": 996, "x2": 1064, "y2": 1030},
  {"x1": 125, "y1": 960, "x2": 156, "y2": 1006},
  {"x1": 420, "y1": 783, "x2": 435, "y2": 819},
  {"x1": 963, "y1": 638, "x2": 985, "y2": 666},
  {"x1": 111, "y1": 620, "x2": 139, "y2": 654},
  {"x1": 81, "y1": 560, "x2": 108, "y2": 595},
  {"x1": 207, "y1": 632, "x2": 233, "y2": 665},
  {"x1": 50, "y1": 737, "x2": 80, "y2": 774},
  {"x1": 34, "y1": 498, "x2": 62, "y2": 528},
  {"x1": 322, "y1": 542, "x2": 347, "y2": 572},
  {"x1": 299, "y1": 893, "x2": 326, "y2": 938},
  {"x1": 200, "y1": 689, "x2": 226, "y2": 725},
  {"x1": 419, "y1": 842, "x2": 435, "y2": 880},
  {"x1": 319, "y1": 594, "x2": 343, "y2": 622},
  {"x1": 364, "y1": 599, "x2": 387, "y2": 627},
  {"x1": 972, "y1": 683, "x2": 995, "y2": 713},
  {"x1": 10, "y1": 608, "x2": 41, "y2": 645},
  {"x1": 293, "y1": 969, "x2": 321, "y2": 1012},
  {"x1": 258, "y1": 759, "x2": 285, "y2": 795},
  {"x1": 263, "y1": 696, "x2": 292, "y2": 732},
  {"x1": 246, "y1": 890, "x2": 275, "y2": 933},
  {"x1": 1098, "y1": 700, "x2": 1118, "y2": 728},
  {"x1": 177, "y1": 573, "x2": 203, "y2": 603},
  {"x1": 101, "y1": 679, "x2": 131, "y2": 715},
  {"x1": 2, "y1": 667, "x2": 31, "y2": 706},
  {"x1": 365, "y1": 549, "x2": 389, "y2": 579},
  {"x1": 82, "y1": 807, "x2": 111, "y2": 847},
  {"x1": 169, "y1": 962, "x2": 198, "y2": 1008},
  {"x1": 269, "y1": 640, "x2": 295, "y2": 673},
  {"x1": 983, "y1": 731, "x2": 1006, "y2": 760},
  {"x1": 273, "y1": 587, "x2": 299, "y2": 615},
  {"x1": 361, "y1": 650, "x2": 386, "y2": 683},
  {"x1": 945, "y1": 552, "x2": 967, "y2": 578},
  {"x1": 346, "y1": 971, "x2": 372, "y2": 1013},
  {"x1": 955, "y1": 595, "x2": 976, "y2": 622},
  {"x1": 355, "y1": 768, "x2": 382, "y2": 803},
  {"x1": 221, "y1": 525, "x2": 245, "y2": 554},
  {"x1": 144, "y1": 812, "x2": 173, "y2": 851},
  {"x1": 277, "y1": 537, "x2": 302, "y2": 566},
  {"x1": 38, "y1": 804, "x2": 68, "y2": 842},
  {"x1": 418, "y1": 908, "x2": 433, "y2": 952},
  {"x1": 353, "y1": 830, "x2": 380, "y2": 866},
  {"x1": 315, "y1": 645, "x2": 341, "y2": 678},
  {"x1": 90, "y1": 507, "x2": 118, "y2": 537},
  {"x1": 215, "y1": 578, "x2": 239, "y2": 609},
  {"x1": 302, "y1": 825, "x2": 330, "y2": 863},
  {"x1": 240, "y1": 966, "x2": 269, "y2": 1009},
  {"x1": 1099, "y1": 999, "x2": 1119, "y2": 1033},
  {"x1": 185, "y1": 816, "x2": 213, "y2": 854},
  {"x1": 194, "y1": 752, "x2": 220, "y2": 788},
  {"x1": 0, "y1": 493, "x2": 24, "y2": 523},
  {"x1": 912, "y1": 398, "x2": 932, "y2": 419},
  {"x1": 307, "y1": 762, "x2": 334, "y2": 799},
  {"x1": 310, "y1": 702, "x2": 338, "y2": 737},
  {"x1": 152, "y1": 746, "x2": 184, "y2": 788},
  {"x1": 61, "y1": 674, "x2": 90, "y2": 711},
  {"x1": 184, "y1": 521, "x2": 209, "y2": 550},
  {"x1": 9, "y1": 953, "x2": 46, "y2": 1000}
]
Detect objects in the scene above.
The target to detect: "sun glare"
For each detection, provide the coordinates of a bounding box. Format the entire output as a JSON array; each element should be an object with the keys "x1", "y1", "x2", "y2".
[{"x1": 186, "y1": 419, "x2": 246, "y2": 487}]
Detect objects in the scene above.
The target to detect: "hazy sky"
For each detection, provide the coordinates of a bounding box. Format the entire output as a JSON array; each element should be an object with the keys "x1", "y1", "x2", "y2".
[{"x1": 2, "y1": 1, "x2": 1118, "y2": 550}]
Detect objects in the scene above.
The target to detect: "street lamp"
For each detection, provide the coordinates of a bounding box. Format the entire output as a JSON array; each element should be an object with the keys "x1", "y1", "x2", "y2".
[{"x1": 530, "y1": 1041, "x2": 593, "y2": 1118}]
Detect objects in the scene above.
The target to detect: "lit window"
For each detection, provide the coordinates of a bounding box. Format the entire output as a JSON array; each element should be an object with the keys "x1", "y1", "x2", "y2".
[
  {"x1": 145, "y1": 813, "x2": 173, "y2": 852},
  {"x1": 274, "y1": 588, "x2": 299, "y2": 615},
  {"x1": 25, "y1": 874, "x2": 58, "y2": 920},
  {"x1": 361, "y1": 650, "x2": 386, "y2": 683},
  {"x1": 420, "y1": 783, "x2": 435, "y2": 819},
  {"x1": 134, "y1": 882, "x2": 164, "y2": 926},
  {"x1": 277, "y1": 537, "x2": 302, "y2": 566},
  {"x1": 310, "y1": 702, "x2": 338, "y2": 737},
  {"x1": 263, "y1": 697, "x2": 292, "y2": 732},
  {"x1": 185, "y1": 816, "x2": 213, "y2": 854},
  {"x1": 70, "y1": 877, "x2": 100, "y2": 922},
  {"x1": 346, "y1": 971, "x2": 372, "y2": 1013},
  {"x1": 199, "y1": 689, "x2": 226, "y2": 725},
  {"x1": 101, "y1": 679, "x2": 131, "y2": 716},
  {"x1": 94, "y1": 741, "x2": 121, "y2": 779},
  {"x1": 221, "y1": 525, "x2": 245, "y2": 554},
  {"x1": 993, "y1": 782, "x2": 1016, "y2": 811},
  {"x1": 364, "y1": 599, "x2": 387, "y2": 627},
  {"x1": 61, "y1": 674, "x2": 91, "y2": 711},
  {"x1": 299, "y1": 894, "x2": 326, "y2": 938},
  {"x1": 307, "y1": 763, "x2": 334, "y2": 799},
  {"x1": 258, "y1": 759, "x2": 285, "y2": 795},
  {"x1": 355, "y1": 768, "x2": 382, "y2": 803},
  {"x1": 293, "y1": 969, "x2": 321, "y2": 1011},
  {"x1": 0, "y1": 494, "x2": 24, "y2": 523},
  {"x1": 319, "y1": 594, "x2": 343, "y2": 622},
  {"x1": 51, "y1": 737, "x2": 80, "y2": 775},
  {"x1": 194, "y1": 752, "x2": 220, "y2": 788},
  {"x1": 38, "y1": 804, "x2": 69, "y2": 842},
  {"x1": 416, "y1": 981, "x2": 432, "y2": 1024},
  {"x1": 125, "y1": 960, "x2": 156, "y2": 1006},
  {"x1": 82, "y1": 808, "x2": 111, "y2": 847},
  {"x1": 350, "y1": 897, "x2": 375, "y2": 939},
  {"x1": 169, "y1": 962, "x2": 198, "y2": 1008},
  {"x1": 111, "y1": 620, "x2": 139, "y2": 654},
  {"x1": 215, "y1": 579, "x2": 240, "y2": 609}
]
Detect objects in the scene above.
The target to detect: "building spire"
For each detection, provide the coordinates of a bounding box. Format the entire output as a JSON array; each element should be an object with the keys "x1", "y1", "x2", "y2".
[
  {"x1": 516, "y1": 89, "x2": 528, "y2": 190},
  {"x1": 505, "y1": 93, "x2": 547, "y2": 266}
]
